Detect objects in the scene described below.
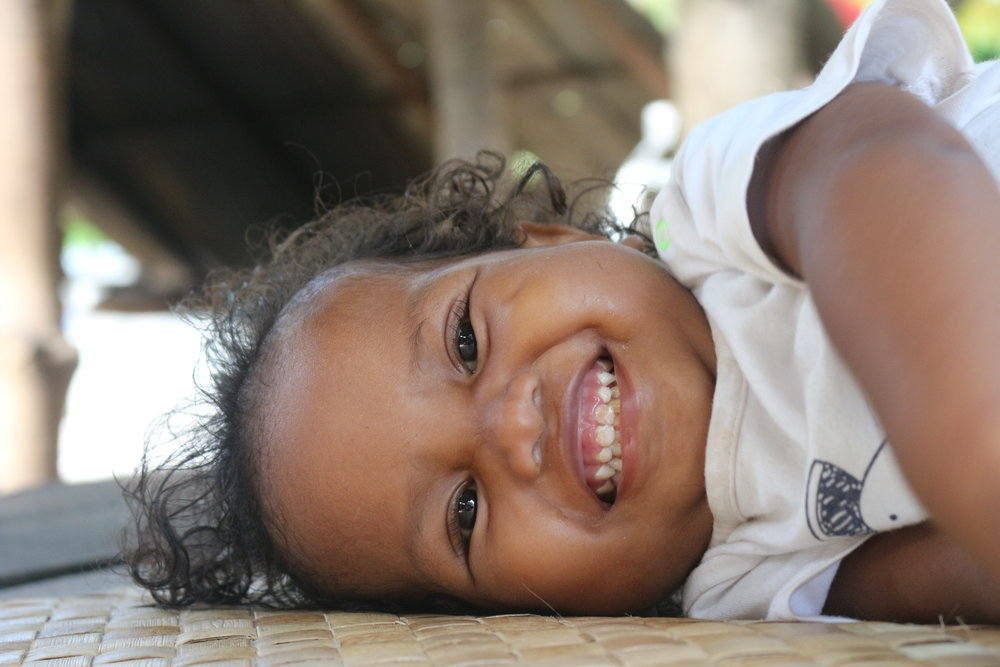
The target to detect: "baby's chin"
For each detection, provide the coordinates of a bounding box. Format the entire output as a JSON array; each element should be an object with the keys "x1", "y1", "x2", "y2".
[
  {"x1": 579, "y1": 580, "x2": 680, "y2": 615},
  {"x1": 551, "y1": 595, "x2": 667, "y2": 616},
  {"x1": 470, "y1": 572, "x2": 683, "y2": 617}
]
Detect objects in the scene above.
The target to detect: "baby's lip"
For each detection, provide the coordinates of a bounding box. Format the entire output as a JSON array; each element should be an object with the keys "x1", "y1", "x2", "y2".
[{"x1": 562, "y1": 354, "x2": 599, "y2": 502}]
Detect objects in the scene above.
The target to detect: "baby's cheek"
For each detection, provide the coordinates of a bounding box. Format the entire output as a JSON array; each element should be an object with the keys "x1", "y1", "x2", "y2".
[{"x1": 481, "y1": 524, "x2": 666, "y2": 614}]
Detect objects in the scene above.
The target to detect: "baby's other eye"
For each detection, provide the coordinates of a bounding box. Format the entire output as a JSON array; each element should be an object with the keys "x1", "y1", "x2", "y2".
[
  {"x1": 454, "y1": 481, "x2": 478, "y2": 549},
  {"x1": 455, "y1": 315, "x2": 478, "y2": 374}
]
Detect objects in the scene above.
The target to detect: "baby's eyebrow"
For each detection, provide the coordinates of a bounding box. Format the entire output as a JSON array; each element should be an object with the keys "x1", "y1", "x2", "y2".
[
  {"x1": 406, "y1": 282, "x2": 434, "y2": 374},
  {"x1": 405, "y1": 462, "x2": 432, "y2": 554},
  {"x1": 404, "y1": 454, "x2": 457, "y2": 588}
]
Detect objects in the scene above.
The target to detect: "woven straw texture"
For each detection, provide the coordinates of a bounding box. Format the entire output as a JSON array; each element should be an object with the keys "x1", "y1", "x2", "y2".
[{"x1": 2, "y1": 589, "x2": 1000, "y2": 666}]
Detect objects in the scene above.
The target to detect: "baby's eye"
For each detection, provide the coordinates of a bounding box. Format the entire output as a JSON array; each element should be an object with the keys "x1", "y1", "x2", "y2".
[
  {"x1": 454, "y1": 481, "x2": 478, "y2": 548},
  {"x1": 455, "y1": 316, "x2": 478, "y2": 374}
]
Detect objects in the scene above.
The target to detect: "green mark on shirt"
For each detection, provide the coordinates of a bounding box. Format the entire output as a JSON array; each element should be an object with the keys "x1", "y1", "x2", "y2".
[{"x1": 655, "y1": 218, "x2": 671, "y2": 252}]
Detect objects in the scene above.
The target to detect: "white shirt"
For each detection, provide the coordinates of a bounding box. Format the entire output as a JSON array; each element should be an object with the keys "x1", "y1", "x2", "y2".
[{"x1": 649, "y1": 0, "x2": 1000, "y2": 620}]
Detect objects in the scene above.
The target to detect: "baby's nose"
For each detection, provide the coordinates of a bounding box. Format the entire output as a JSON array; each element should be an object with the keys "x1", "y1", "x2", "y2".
[{"x1": 483, "y1": 372, "x2": 544, "y2": 481}]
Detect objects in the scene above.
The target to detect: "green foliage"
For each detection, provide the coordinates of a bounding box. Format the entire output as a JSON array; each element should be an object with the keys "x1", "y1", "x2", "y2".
[
  {"x1": 510, "y1": 150, "x2": 542, "y2": 177},
  {"x1": 628, "y1": 0, "x2": 999, "y2": 63},
  {"x1": 958, "y1": 0, "x2": 1000, "y2": 62},
  {"x1": 62, "y1": 208, "x2": 107, "y2": 248},
  {"x1": 626, "y1": 0, "x2": 679, "y2": 34}
]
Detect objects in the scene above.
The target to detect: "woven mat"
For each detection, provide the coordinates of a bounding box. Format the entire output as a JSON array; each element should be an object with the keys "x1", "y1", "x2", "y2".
[{"x1": 2, "y1": 588, "x2": 1000, "y2": 665}]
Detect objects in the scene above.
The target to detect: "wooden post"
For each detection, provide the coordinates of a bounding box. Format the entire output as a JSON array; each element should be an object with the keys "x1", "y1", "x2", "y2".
[
  {"x1": 0, "y1": 0, "x2": 75, "y2": 493},
  {"x1": 671, "y1": 0, "x2": 808, "y2": 133},
  {"x1": 426, "y1": 0, "x2": 508, "y2": 162}
]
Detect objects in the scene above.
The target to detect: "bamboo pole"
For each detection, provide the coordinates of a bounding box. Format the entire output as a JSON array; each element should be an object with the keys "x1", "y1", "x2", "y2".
[{"x1": 0, "y1": 0, "x2": 75, "y2": 493}]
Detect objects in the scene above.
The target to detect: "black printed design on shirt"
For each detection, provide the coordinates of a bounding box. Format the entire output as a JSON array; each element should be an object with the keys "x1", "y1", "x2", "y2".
[
  {"x1": 806, "y1": 461, "x2": 872, "y2": 538},
  {"x1": 805, "y1": 439, "x2": 889, "y2": 540}
]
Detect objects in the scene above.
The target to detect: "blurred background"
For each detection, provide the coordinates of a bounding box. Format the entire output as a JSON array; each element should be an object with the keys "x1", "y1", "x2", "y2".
[{"x1": 1, "y1": 0, "x2": 998, "y2": 595}]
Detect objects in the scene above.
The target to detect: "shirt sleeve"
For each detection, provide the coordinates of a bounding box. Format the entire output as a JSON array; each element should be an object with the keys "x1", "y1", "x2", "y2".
[
  {"x1": 649, "y1": 0, "x2": 975, "y2": 291},
  {"x1": 683, "y1": 540, "x2": 859, "y2": 621}
]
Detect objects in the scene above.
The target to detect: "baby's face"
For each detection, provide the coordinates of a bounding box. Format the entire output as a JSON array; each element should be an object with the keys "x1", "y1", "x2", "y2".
[{"x1": 261, "y1": 229, "x2": 716, "y2": 614}]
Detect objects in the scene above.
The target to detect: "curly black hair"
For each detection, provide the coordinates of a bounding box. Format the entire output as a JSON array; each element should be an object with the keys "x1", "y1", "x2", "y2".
[{"x1": 123, "y1": 152, "x2": 654, "y2": 610}]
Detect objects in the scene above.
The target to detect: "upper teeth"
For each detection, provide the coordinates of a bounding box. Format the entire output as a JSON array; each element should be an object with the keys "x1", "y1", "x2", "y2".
[{"x1": 592, "y1": 359, "x2": 623, "y2": 498}]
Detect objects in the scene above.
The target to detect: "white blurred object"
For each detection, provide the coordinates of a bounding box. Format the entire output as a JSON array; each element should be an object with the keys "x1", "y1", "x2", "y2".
[
  {"x1": 58, "y1": 310, "x2": 203, "y2": 483},
  {"x1": 58, "y1": 241, "x2": 203, "y2": 483},
  {"x1": 611, "y1": 100, "x2": 682, "y2": 227},
  {"x1": 61, "y1": 241, "x2": 140, "y2": 318}
]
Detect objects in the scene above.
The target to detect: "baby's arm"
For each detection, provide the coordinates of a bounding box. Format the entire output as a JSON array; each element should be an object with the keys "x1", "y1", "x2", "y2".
[
  {"x1": 749, "y1": 81, "x2": 1000, "y2": 621},
  {"x1": 824, "y1": 523, "x2": 1000, "y2": 622}
]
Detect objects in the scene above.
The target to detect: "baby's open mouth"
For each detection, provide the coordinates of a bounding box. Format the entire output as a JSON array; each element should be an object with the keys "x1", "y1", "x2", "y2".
[{"x1": 581, "y1": 357, "x2": 623, "y2": 504}]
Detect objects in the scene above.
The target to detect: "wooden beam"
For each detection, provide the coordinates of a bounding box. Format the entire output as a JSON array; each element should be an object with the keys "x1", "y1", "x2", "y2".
[
  {"x1": 68, "y1": 170, "x2": 193, "y2": 297},
  {"x1": 504, "y1": 63, "x2": 626, "y2": 91},
  {"x1": 426, "y1": 0, "x2": 508, "y2": 161},
  {"x1": 575, "y1": 0, "x2": 670, "y2": 99},
  {"x1": 292, "y1": 0, "x2": 431, "y2": 135},
  {"x1": 503, "y1": 0, "x2": 642, "y2": 156},
  {"x1": 0, "y1": 0, "x2": 76, "y2": 493},
  {"x1": 295, "y1": 0, "x2": 426, "y2": 100}
]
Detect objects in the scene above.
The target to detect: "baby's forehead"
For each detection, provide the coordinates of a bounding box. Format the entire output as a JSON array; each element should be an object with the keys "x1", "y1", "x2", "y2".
[
  {"x1": 266, "y1": 262, "x2": 398, "y2": 347},
  {"x1": 260, "y1": 255, "x2": 467, "y2": 400},
  {"x1": 276, "y1": 253, "x2": 485, "y2": 335}
]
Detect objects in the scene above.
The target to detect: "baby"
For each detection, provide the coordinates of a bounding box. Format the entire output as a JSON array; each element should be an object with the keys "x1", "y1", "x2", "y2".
[{"x1": 127, "y1": 0, "x2": 1000, "y2": 622}]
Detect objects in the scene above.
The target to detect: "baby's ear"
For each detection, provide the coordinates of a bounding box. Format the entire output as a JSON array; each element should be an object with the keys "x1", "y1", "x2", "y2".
[{"x1": 518, "y1": 222, "x2": 605, "y2": 248}]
